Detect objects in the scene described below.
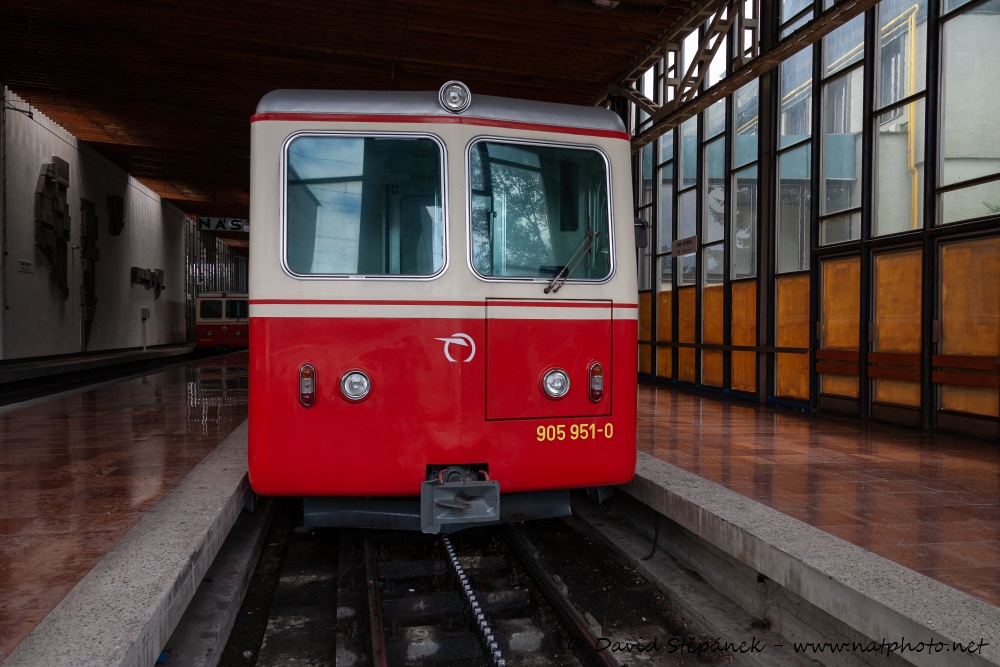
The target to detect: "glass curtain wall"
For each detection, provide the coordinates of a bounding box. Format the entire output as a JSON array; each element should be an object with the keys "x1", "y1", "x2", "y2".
[{"x1": 630, "y1": 0, "x2": 999, "y2": 436}]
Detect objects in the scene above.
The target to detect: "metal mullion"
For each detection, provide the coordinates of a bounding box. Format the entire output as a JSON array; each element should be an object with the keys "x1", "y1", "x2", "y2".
[
  {"x1": 723, "y1": 91, "x2": 735, "y2": 392},
  {"x1": 936, "y1": 172, "x2": 1000, "y2": 196},
  {"x1": 922, "y1": 0, "x2": 942, "y2": 429},
  {"x1": 809, "y1": 35, "x2": 822, "y2": 409},
  {"x1": 858, "y1": 4, "x2": 876, "y2": 420},
  {"x1": 820, "y1": 50, "x2": 865, "y2": 82},
  {"x1": 873, "y1": 90, "x2": 926, "y2": 118},
  {"x1": 940, "y1": 0, "x2": 993, "y2": 21}
]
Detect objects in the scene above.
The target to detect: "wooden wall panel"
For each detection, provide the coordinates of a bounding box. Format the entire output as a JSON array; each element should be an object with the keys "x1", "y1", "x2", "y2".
[
  {"x1": 656, "y1": 291, "x2": 673, "y2": 379},
  {"x1": 939, "y1": 236, "x2": 1000, "y2": 417},
  {"x1": 656, "y1": 291, "x2": 673, "y2": 343},
  {"x1": 639, "y1": 292, "x2": 652, "y2": 374},
  {"x1": 821, "y1": 257, "x2": 860, "y2": 398},
  {"x1": 678, "y1": 287, "x2": 696, "y2": 383},
  {"x1": 776, "y1": 275, "x2": 810, "y2": 400},
  {"x1": 702, "y1": 284, "x2": 724, "y2": 345},
  {"x1": 701, "y1": 283, "x2": 724, "y2": 388},
  {"x1": 702, "y1": 351, "x2": 724, "y2": 387},
  {"x1": 873, "y1": 250, "x2": 921, "y2": 407},
  {"x1": 731, "y1": 280, "x2": 757, "y2": 393}
]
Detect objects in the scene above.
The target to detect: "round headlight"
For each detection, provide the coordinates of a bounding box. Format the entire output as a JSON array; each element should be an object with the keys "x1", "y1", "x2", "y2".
[
  {"x1": 340, "y1": 370, "x2": 371, "y2": 401},
  {"x1": 542, "y1": 369, "x2": 570, "y2": 399},
  {"x1": 438, "y1": 80, "x2": 472, "y2": 114}
]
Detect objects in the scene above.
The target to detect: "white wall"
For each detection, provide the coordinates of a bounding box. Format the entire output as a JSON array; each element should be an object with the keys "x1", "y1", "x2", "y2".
[{"x1": 1, "y1": 89, "x2": 187, "y2": 360}]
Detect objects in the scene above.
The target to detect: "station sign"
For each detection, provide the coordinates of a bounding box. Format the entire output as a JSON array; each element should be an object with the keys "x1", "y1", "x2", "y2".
[
  {"x1": 198, "y1": 217, "x2": 249, "y2": 233},
  {"x1": 671, "y1": 236, "x2": 697, "y2": 257}
]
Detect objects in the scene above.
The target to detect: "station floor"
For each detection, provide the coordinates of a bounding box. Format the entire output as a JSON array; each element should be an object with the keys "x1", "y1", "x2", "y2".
[
  {"x1": 636, "y1": 385, "x2": 1000, "y2": 608},
  {"x1": 0, "y1": 353, "x2": 997, "y2": 659},
  {"x1": 0, "y1": 351, "x2": 248, "y2": 660}
]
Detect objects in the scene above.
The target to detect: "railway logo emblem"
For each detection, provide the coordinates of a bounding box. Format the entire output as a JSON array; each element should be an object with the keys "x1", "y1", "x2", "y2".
[{"x1": 435, "y1": 333, "x2": 476, "y2": 363}]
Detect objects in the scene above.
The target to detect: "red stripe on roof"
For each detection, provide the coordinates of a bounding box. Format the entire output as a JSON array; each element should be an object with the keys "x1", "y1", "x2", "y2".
[{"x1": 251, "y1": 113, "x2": 629, "y2": 141}]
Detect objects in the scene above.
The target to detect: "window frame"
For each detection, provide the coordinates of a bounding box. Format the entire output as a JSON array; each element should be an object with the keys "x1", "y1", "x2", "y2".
[
  {"x1": 464, "y1": 136, "x2": 617, "y2": 285},
  {"x1": 279, "y1": 130, "x2": 449, "y2": 281}
]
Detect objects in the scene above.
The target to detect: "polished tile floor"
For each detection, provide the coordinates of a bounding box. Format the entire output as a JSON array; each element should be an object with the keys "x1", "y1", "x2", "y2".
[
  {"x1": 637, "y1": 385, "x2": 1000, "y2": 608},
  {"x1": 0, "y1": 353, "x2": 248, "y2": 660}
]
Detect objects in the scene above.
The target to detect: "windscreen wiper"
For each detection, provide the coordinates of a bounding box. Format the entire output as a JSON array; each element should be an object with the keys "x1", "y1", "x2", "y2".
[{"x1": 544, "y1": 230, "x2": 599, "y2": 294}]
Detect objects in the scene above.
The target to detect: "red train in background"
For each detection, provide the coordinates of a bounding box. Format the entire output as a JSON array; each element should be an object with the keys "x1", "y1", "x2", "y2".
[
  {"x1": 248, "y1": 82, "x2": 639, "y2": 533},
  {"x1": 195, "y1": 292, "x2": 249, "y2": 350}
]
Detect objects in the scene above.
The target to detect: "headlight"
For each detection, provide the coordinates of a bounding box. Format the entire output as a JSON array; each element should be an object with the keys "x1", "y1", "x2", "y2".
[
  {"x1": 542, "y1": 369, "x2": 570, "y2": 399},
  {"x1": 438, "y1": 80, "x2": 471, "y2": 114},
  {"x1": 340, "y1": 370, "x2": 371, "y2": 401}
]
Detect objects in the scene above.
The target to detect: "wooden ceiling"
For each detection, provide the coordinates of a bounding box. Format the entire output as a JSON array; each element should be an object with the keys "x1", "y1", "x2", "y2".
[{"x1": 1, "y1": 0, "x2": 696, "y2": 220}]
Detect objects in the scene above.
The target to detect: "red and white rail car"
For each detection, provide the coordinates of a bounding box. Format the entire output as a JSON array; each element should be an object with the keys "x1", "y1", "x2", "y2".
[
  {"x1": 249, "y1": 82, "x2": 638, "y2": 532},
  {"x1": 195, "y1": 292, "x2": 249, "y2": 350}
]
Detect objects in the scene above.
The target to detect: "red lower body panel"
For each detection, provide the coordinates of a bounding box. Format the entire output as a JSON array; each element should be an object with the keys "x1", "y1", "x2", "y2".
[
  {"x1": 248, "y1": 314, "x2": 637, "y2": 497},
  {"x1": 196, "y1": 323, "x2": 249, "y2": 349}
]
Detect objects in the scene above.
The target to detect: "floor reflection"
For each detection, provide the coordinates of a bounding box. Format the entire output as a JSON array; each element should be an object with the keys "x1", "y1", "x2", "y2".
[
  {"x1": 637, "y1": 385, "x2": 1000, "y2": 607},
  {"x1": 0, "y1": 351, "x2": 248, "y2": 659}
]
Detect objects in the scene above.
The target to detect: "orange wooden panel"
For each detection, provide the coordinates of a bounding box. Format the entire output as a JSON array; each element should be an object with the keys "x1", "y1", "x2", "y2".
[
  {"x1": 731, "y1": 351, "x2": 756, "y2": 392},
  {"x1": 639, "y1": 344, "x2": 652, "y2": 374},
  {"x1": 776, "y1": 274, "x2": 810, "y2": 348},
  {"x1": 656, "y1": 346, "x2": 673, "y2": 379},
  {"x1": 776, "y1": 352, "x2": 810, "y2": 400},
  {"x1": 639, "y1": 292, "x2": 652, "y2": 342},
  {"x1": 873, "y1": 249, "x2": 922, "y2": 354},
  {"x1": 939, "y1": 236, "x2": 1000, "y2": 418},
  {"x1": 731, "y1": 280, "x2": 757, "y2": 347},
  {"x1": 702, "y1": 350, "x2": 723, "y2": 387},
  {"x1": 822, "y1": 374, "x2": 859, "y2": 398},
  {"x1": 940, "y1": 385, "x2": 999, "y2": 418},
  {"x1": 821, "y1": 257, "x2": 860, "y2": 350},
  {"x1": 703, "y1": 284, "x2": 724, "y2": 345},
  {"x1": 678, "y1": 287, "x2": 696, "y2": 343},
  {"x1": 940, "y1": 236, "x2": 1000, "y2": 358},
  {"x1": 656, "y1": 291, "x2": 673, "y2": 343},
  {"x1": 872, "y1": 250, "x2": 922, "y2": 409},
  {"x1": 874, "y1": 378, "x2": 921, "y2": 407},
  {"x1": 679, "y1": 348, "x2": 696, "y2": 383}
]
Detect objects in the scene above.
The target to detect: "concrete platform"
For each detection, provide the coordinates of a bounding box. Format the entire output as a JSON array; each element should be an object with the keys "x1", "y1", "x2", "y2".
[
  {"x1": 0, "y1": 344, "x2": 195, "y2": 385},
  {"x1": 2, "y1": 422, "x2": 252, "y2": 667},
  {"x1": 596, "y1": 452, "x2": 1000, "y2": 667}
]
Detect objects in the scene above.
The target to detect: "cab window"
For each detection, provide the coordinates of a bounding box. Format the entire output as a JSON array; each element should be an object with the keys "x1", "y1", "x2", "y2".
[
  {"x1": 285, "y1": 135, "x2": 444, "y2": 277},
  {"x1": 470, "y1": 140, "x2": 612, "y2": 280}
]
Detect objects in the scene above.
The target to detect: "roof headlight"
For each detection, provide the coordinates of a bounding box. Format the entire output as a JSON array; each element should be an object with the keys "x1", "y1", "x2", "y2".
[
  {"x1": 340, "y1": 370, "x2": 371, "y2": 402},
  {"x1": 542, "y1": 369, "x2": 570, "y2": 399},
  {"x1": 438, "y1": 80, "x2": 472, "y2": 114}
]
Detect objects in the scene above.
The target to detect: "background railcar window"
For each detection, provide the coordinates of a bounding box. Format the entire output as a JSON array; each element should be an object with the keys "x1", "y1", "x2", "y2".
[
  {"x1": 226, "y1": 299, "x2": 248, "y2": 319},
  {"x1": 470, "y1": 141, "x2": 612, "y2": 280},
  {"x1": 285, "y1": 136, "x2": 444, "y2": 276},
  {"x1": 199, "y1": 299, "x2": 223, "y2": 319}
]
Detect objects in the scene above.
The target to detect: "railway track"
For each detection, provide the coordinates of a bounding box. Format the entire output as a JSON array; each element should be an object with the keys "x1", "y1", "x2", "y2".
[
  {"x1": 228, "y1": 500, "x2": 731, "y2": 667},
  {"x1": 344, "y1": 527, "x2": 612, "y2": 667}
]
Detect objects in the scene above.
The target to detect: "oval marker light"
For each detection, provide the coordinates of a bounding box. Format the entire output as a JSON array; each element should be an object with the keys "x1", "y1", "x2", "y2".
[
  {"x1": 438, "y1": 80, "x2": 472, "y2": 113},
  {"x1": 542, "y1": 369, "x2": 570, "y2": 399},
  {"x1": 589, "y1": 362, "x2": 604, "y2": 402},
  {"x1": 340, "y1": 370, "x2": 372, "y2": 401},
  {"x1": 299, "y1": 363, "x2": 316, "y2": 407}
]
